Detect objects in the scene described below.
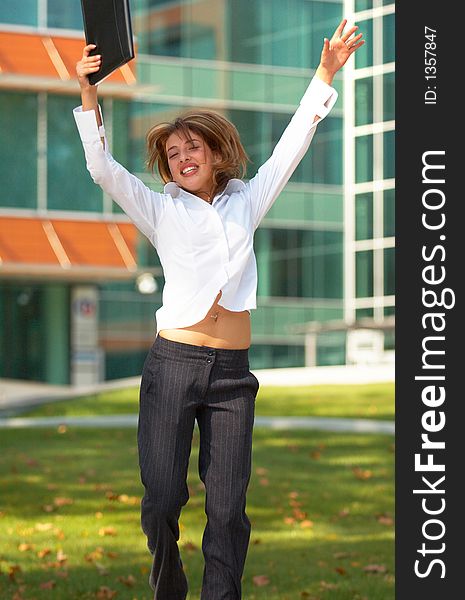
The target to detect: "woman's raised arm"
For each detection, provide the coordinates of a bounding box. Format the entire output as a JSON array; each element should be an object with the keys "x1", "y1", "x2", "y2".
[{"x1": 246, "y1": 19, "x2": 364, "y2": 230}]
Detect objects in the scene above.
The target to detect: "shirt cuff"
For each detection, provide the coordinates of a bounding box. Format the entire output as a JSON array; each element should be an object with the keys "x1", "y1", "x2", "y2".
[
  {"x1": 299, "y1": 76, "x2": 338, "y2": 119},
  {"x1": 73, "y1": 105, "x2": 105, "y2": 143}
]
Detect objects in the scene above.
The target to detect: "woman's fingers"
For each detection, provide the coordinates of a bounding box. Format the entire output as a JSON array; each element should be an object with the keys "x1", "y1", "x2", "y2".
[
  {"x1": 82, "y1": 43, "x2": 97, "y2": 58},
  {"x1": 341, "y1": 25, "x2": 359, "y2": 43},
  {"x1": 346, "y1": 32, "x2": 363, "y2": 48},
  {"x1": 76, "y1": 46, "x2": 101, "y2": 79},
  {"x1": 334, "y1": 18, "x2": 347, "y2": 38}
]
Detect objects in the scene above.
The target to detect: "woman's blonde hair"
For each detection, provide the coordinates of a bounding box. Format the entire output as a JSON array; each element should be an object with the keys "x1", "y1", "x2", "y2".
[{"x1": 146, "y1": 110, "x2": 249, "y2": 196}]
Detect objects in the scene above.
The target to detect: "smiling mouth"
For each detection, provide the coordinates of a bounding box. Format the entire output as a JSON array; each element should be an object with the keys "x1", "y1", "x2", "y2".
[{"x1": 181, "y1": 166, "x2": 198, "y2": 176}]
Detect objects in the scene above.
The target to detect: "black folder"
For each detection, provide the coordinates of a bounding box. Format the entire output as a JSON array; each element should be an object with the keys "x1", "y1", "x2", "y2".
[{"x1": 80, "y1": 0, "x2": 135, "y2": 85}]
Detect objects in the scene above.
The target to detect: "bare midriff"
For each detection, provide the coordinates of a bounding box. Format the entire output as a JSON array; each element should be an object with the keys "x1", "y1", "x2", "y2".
[{"x1": 158, "y1": 290, "x2": 251, "y2": 349}]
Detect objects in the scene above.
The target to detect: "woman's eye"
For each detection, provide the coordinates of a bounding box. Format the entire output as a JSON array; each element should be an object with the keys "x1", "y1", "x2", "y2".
[{"x1": 168, "y1": 153, "x2": 178, "y2": 159}]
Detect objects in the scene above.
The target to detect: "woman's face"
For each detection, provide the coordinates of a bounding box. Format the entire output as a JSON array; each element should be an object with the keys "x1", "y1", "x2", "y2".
[{"x1": 166, "y1": 129, "x2": 220, "y2": 201}]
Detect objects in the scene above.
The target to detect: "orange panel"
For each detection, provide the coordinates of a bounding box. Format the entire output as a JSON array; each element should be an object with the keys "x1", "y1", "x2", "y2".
[
  {"x1": 0, "y1": 32, "x2": 57, "y2": 77},
  {"x1": 0, "y1": 31, "x2": 136, "y2": 82},
  {"x1": 0, "y1": 217, "x2": 138, "y2": 270},
  {"x1": 51, "y1": 220, "x2": 135, "y2": 267},
  {"x1": 116, "y1": 222, "x2": 138, "y2": 252},
  {"x1": 52, "y1": 37, "x2": 133, "y2": 83},
  {"x1": 0, "y1": 218, "x2": 59, "y2": 264}
]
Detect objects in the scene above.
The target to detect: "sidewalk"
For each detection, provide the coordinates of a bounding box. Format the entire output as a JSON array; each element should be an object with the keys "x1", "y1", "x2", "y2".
[
  {"x1": 0, "y1": 414, "x2": 394, "y2": 434},
  {"x1": 0, "y1": 363, "x2": 394, "y2": 415},
  {"x1": 0, "y1": 365, "x2": 394, "y2": 434}
]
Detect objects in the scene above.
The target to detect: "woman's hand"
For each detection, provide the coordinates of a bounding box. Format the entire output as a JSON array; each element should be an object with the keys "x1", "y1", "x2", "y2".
[
  {"x1": 315, "y1": 19, "x2": 364, "y2": 85},
  {"x1": 76, "y1": 44, "x2": 101, "y2": 91}
]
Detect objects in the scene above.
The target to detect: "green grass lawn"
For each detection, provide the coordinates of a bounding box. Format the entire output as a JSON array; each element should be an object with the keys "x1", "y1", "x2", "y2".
[
  {"x1": 0, "y1": 426, "x2": 394, "y2": 600},
  {"x1": 19, "y1": 382, "x2": 394, "y2": 420}
]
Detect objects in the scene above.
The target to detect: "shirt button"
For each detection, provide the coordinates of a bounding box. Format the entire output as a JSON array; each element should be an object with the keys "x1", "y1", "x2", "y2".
[
  {"x1": 206, "y1": 358, "x2": 213, "y2": 363},
  {"x1": 207, "y1": 350, "x2": 215, "y2": 356}
]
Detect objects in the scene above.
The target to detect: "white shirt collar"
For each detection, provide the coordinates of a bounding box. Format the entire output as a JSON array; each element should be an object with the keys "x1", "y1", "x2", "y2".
[{"x1": 163, "y1": 178, "x2": 246, "y2": 199}]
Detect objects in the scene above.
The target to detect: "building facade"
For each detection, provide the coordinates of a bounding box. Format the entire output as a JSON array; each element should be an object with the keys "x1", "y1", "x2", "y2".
[{"x1": 0, "y1": 0, "x2": 395, "y2": 384}]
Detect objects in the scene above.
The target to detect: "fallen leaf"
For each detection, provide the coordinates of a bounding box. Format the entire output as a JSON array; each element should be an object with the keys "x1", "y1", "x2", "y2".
[
  {"x1": 259, "y1": 478, "x2": 269, "y2": 486},
  {"x1": 310, "y1": 451, "x2": 321, "y2": 459},
  {"x1": 333, "y1": 552, "x2": 350, "y2": 559},
  {"x1": 85, "y1": 547, "x2": 105, "y2": 562},
  {"x1": 377, "y1": 514, "x2": 394, "y2": 526},
  {"x1": 54, "y1": 497, "x2": 74, "y2": 507},
  {"x1": 18, "y1": 543, "x2": 34, "y2": 552},
  {"x1": 288, "y1": 491, "x2": 299, "y2": 499},
  {"x1": 335, "y1": 566, "x2": 347, "y2": 576},
  {"x1": 182, "y1": 541, "x2": 198, "y2": 552},
  {"x1": 98, "y1": 527, "x2": 117, "y2": 537},
  {"x1": 42, "y1": 504, "x2": 56, "y2": 513},
  {"x1": 117, "y1": 575, "x2": 136, "y2": 587},
  {"x1": 292, "y1": 508, "x2": 307, "y2": 520},
  {"x1": 37, "y1": 548, "x2": 52, "y2": 559},
  {"x1": 106, "y1": 551, "x2": 119, "y2": 559},
  {"x1": 57, "y1": 549, "x2": 67, "y2": 563},
  {"x1": 117, "y1": 494, "x2": 138, "y2": 505},
  {"x1": 300, "y1": 520, "x2": 314, "y2": 528},
  {"x1": 8, "y1": 565, "x2": 22, "y2": 582},
  {"x1": 352, "y1": 467, "x2": 373, "y2": 480},
  {"x1": 57, "y1": 424, "x2": 68, "y2": 434},
  {"x1": 95, "y1": 561, "x2": 109, "y2": 575},
  {"x1": 96, "y1": 586, "x2": 117, "y2": 599},
  {"x1": 35, "y1": 522, "x2": 54, "y2": 531},
  {"x1": 283, "y1": 517, "x2": 296, "y2": 525},
  {"x1": 255, "y1": 467, "x2": 268, "y2": 476},
  {"x1": 252, "y1": 538, "x2": 262, "y2": 545},
  {"x1": 364, "y1": 564, "x2": 387, "y2": 574},
  {"x1": 95, "y1": 512, "x2": 104, "y2": 519},
  {"x1": 40, "y1": 580, "x2": 56, "y2": 589},
  {"x1": 56, "y1": 570, "x2": 69, "y2": 579},
  {"x1": 252, "y1": 574, "x2": 270, "y2": 587},
  {"x1": 319, "y1": 581, "x2": 338, "y2": 590}
]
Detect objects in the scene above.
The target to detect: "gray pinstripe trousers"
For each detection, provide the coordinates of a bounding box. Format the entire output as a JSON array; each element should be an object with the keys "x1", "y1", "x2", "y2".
[{"x1": 137, "y1": 335, "x2": 260, "y2": 600}]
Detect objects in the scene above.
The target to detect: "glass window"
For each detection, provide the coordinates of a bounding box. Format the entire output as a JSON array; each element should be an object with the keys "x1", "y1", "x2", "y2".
[
  {"x1": 47, "y1": 95, "x2": 102, "y2": 212},
  {"x1": 355, "y1": 19, "x2": 373, "y2": 69},
  {"x1": 384, "y1": 247, "x2": 395, "y2": 295},
  {"x1": 384, "y1": 305, "x2": 395, "y2": 316},
  {"x1": 383, "y1": 130, "x2": 395, "y2": 179},
  {"x1": 383, "y1": 71, "x2": 395, "y2": 122},
  {"x1": 290, "y1": 117, "x2": 342, "y2": 185},
  {"x1": 355, "y1": 135, "x2": 373, "y2": 183},
  {"x1": 355, "y1": 77, "x2": 373, "y2": 126},
  {"x1": 356, "y1": 193, "x2": 373, "y2": 240},
  {"x1": 356, "y1": 307, "x2": 374, "y2": 319},
  {"x1": 47, "y1": 0, "x2": 83, "y2": 29},
  {"x1": 249, "y1": 343, "x2": 305, "y2": 369},
  {"x1": 228, "y1": 0, "x2": 340, "y2": 69},
  {"x1": 383, "y1": 13, "x2": 395, "y2": 63},
  {"x1": 356, "y1": 250, "x2": 373, "y2": 297},
  {"x1": 254, "y1": 228, "x2": 343, "y2": 299},
  {"x1": 355, "y1": 0, "x2": 373, "y2": 10},
  {"x1": 0, "y1": 0, "x2": 37, "y2": 25},
  {"x1": 384, "y1": 328, "x2": 395, "y2": 351},
  {"x1": 316, "y1": 331, "x2": 346, "y2": 366},
  {"x1": 383, "y1": 188, "x2": 395, "y2": 237},
  {"x1": 0, "y1": 92, "x2": 37, "y2": 209}
]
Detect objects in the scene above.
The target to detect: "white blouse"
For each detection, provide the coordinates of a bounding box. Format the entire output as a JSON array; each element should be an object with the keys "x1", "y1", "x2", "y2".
[{"x1": 73, "y1": 76, "x2": 338, "y2": 334}]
